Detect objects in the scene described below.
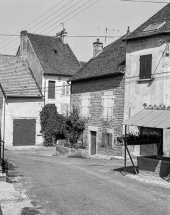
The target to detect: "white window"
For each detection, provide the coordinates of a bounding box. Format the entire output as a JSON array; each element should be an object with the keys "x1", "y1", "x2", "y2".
[
  {"x1": 61, "y1": 82, "x2": 70, "y2": 96},
  {"x1": 61, "y1": 103, "x2": 69, "y2": 116},
  {"x1": 80, "y1": 93, "x2": 91, "y2": 118},
  {"x1": 101, "y1": 91, "x2": 115, "y2": 120}
]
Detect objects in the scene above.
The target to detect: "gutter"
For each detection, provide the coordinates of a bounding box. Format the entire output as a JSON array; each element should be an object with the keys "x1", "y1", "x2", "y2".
[
  {"x1": 124, "y1": 31, "x2": 170, "y2": 41},
  {"x1": 70, "y1": 71, "x2": 124, "y2": 83}
]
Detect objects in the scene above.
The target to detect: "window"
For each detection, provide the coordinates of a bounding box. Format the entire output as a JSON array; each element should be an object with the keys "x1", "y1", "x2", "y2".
[
  {"x1": 80, "y1": 93, "x2": 91, "y2": 118},
  {"x1": 139, "y1": 54, "x2": 152, "y2": 79},
  {"x1": 102, "y1": 130, "x2": 113, "y2": 148},
  {"x1": 61, "y1": 82, "x2": 70, "y2": 96},
  {"x1": 101, "y1": 92, "x2": 115, "y2": 120},
  {"x1": 61, "y1": 104, "x2": 69, "y2": 116},
  {"x1": 143, "y1": 22, "x2": 166, "y2": 32},
  {"x1": 48, "y1": 81, "x2": 55, "y2": 99}
]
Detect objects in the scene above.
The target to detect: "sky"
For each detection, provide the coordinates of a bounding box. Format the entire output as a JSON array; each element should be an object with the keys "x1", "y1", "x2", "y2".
[{"x1": 0, "y1": 0, "x2": 168, "y2": 62}]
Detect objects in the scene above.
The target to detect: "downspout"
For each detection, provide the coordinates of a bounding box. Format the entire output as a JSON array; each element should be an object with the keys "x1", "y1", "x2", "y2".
[
  {"x1": 0, "y1": 84, "x2": 6, "y2": 173},
  {"x1": 67, "y1": 81, "x2": 71, "y2": 113}
]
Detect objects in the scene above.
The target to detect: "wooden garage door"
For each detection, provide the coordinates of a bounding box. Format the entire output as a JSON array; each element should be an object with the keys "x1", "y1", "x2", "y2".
[{"x1": 13, "y1": 119, "x2": 36, "y2": 146}]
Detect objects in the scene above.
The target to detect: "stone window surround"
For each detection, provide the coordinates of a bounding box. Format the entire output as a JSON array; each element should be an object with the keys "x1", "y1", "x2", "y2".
[{"x1": 88, "y1": 126, "x2": 98, "y2": 155}]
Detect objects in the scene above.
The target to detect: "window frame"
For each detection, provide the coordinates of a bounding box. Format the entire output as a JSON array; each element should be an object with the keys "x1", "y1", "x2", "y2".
[
  {"x1": 139, "y1": 54, "x2": 152, "y2": 80},
  {"x1": 48, "y1": 80, "x2": 55, "y2": 99}
]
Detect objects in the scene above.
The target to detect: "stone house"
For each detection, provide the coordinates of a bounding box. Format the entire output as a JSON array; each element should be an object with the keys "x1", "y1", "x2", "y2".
[
  {"x1": 123, "y1": 3, "x2": 170, "y2": 157},
  {"x1": 0, "y1": 55, "x2": 43, "y2": 147},
  {"x1": 17, "y1": 31, "x2": 81, "y2": 115},
  {"x1": 0, "y1": 31, "x2": 81, "y2": 147},
  {"x1": 69, "y1": 37, "x2": 126, "y2": 156}
]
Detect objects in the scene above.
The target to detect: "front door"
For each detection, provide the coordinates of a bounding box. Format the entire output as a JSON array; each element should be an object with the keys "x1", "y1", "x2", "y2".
[{"x1": 91, "y1": 131, "x2": 96, "y2": 155}]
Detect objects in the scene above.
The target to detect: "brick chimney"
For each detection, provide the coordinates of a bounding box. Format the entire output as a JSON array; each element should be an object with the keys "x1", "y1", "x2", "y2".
[
  {"x1": 93, "y1": 38, "x2": 103, "y2": 57},
  {"x1": 20, "y1": 31, "x2": 28, "y2": 59}
]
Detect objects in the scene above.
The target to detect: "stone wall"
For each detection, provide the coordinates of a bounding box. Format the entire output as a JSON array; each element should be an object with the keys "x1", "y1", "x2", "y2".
[{"x1": 71, "y1": 74, "x2": 125, "y2": 156}]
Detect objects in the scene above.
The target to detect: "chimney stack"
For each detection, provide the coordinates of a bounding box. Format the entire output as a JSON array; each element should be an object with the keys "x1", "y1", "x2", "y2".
[
  {"x1": 93, "y1": 38, "x2": 103, "y2": 57},
  {"x1": 20, "y1": 31, "x2": 28, "y2": 59}
]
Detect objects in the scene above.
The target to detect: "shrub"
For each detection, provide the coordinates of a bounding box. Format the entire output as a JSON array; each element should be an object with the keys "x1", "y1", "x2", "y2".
[
  {"x1": 40, "y1": 104, "x2": 85, "y2": 147},
  {"x1": 64, "y1": 106, "x2": 85, "y2": 148}
]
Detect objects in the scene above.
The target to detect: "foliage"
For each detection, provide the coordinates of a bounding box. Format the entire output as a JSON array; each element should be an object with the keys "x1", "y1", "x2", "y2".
[
  {"x1": 117, "y1": 132, "x2": 160, "y2": 145},
  {"x1": 64, "y1": 106, "x2": 85, "y2": 148},
  {"x1": 40, "y1": 104, "x2": 65, "y2": 146},
  {"x1": 40, "y1": 104, "x2": 85, "y2": 147}
]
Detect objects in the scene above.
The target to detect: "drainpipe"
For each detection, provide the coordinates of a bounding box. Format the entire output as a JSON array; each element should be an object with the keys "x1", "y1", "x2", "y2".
[{"x1": 0, "y1": 84, "x2": 6, "y2": 173}]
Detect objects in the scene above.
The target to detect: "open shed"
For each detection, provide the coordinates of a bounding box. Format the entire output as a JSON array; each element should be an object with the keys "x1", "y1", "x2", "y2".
[{"x1": 122, "y1": 106, "x2": 170, "y2": 180}]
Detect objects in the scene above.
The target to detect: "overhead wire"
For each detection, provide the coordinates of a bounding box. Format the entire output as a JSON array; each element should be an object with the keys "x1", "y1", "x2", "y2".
[
  {"x1": 120, "y1": 0, "x2": 168, "y2": 3},
  {"x1": 40, "y1": 0, "x2": 92, "y2": 34},
  {"x1": 2, "y1": 0, "x2": 99, "y2": 55},
  {"x1": 35, "y1": 0, "x2": 84, "y2": 33},
  {"x1": 1, "y1": 0, "x2": 76, "y2": 53},
  {"x1": 0, "y1": 0, "x2": 64, "y2": 48},
  {"x1": 46, "y1": 0, "x2": 99, "y2": 34}
]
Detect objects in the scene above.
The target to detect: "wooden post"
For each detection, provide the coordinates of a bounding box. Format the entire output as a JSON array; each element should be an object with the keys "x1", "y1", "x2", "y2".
[{"x1": 124, "y1": 125, "x2": 127, "y2": 175}]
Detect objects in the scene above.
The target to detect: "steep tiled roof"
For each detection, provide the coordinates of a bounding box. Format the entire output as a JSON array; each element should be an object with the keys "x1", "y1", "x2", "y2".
[
  {"x1": 125, "y1": 3, "x2": 170, "y2": 40},
  {"x1": 0, "y1": 55, "x2": 42, "y2": 97},
  {"x1": 69, "y1": 36, "x2": 126, "y2": 81},
  {"x1": 27, "y1": 33, "x2": 81, "y2": 76}
]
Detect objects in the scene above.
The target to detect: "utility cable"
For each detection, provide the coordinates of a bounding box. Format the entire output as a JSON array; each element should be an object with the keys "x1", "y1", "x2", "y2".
[
  {"x1": 0, "y1": 0, "x2": 73, "y2": 53},
  {"x1": 39, "y1": 0, "x2": 91, "y2": 34},
  {"x1": 120, "y1": 0, "x2": 168, "y2": 3},
  {"x1": 46, "y1": 0, "x2": 99, "y2": 34},
  {"x1": 0, "y1": 0, "x2": 64, "y2": 48},
  {"x1": 2, "y1": 0, "x2": 97, "y2": 54}
]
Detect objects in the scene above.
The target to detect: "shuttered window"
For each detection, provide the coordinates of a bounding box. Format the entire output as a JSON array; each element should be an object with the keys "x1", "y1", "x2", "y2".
[
  {"x1": 48, "y1": 81, "x2": 55, "y2": 99},
  {"x1": 139, "y1": 54, "x2": 152, "y2": 79},
  {"x1": 62, "y1": 82, "x2": 65, "y2": 95}
]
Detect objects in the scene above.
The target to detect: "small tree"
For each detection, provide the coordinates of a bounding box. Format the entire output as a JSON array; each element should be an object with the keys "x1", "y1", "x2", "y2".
[{"x1": 64, "y1": 106, "x2": 85, "y2": 148}]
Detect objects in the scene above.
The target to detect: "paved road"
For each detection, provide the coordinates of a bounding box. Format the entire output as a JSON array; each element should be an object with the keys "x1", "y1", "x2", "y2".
[{"x1": 5, "y1": 148, "x2": 170, "y2": 215}]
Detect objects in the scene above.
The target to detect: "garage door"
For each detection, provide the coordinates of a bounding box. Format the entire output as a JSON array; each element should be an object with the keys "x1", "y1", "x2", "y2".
[{"x1": 13, "y1": 119, "x2": 36, "y2": 146}]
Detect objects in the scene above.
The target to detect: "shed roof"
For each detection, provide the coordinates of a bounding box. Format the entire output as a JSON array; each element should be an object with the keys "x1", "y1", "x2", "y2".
[
  {"x1": 0, "y1": 55, "x2": 41, "y2": 97},
  {"x1": 27, "y1": 33, "x2": 81, "y2": 76},
  {"x1": 125, "y1": 3, "x2": 170, "y2": 40},
  {"x1": 69, "y1": 36, "x2": 126, "y2": 82},
  {"x1": 123, "y1": 108, "x2": 170, "y2": 129}
]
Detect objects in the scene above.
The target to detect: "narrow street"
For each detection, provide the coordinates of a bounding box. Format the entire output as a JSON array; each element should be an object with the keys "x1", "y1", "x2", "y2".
[{"x1": 4, "y1": 147, "x2": 170, "y2": 215}]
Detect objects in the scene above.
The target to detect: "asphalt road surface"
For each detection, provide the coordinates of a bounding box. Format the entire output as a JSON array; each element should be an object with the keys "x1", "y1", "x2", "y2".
[{"x1": 5, "y1": 148, "x2": 170, "y2": 215}]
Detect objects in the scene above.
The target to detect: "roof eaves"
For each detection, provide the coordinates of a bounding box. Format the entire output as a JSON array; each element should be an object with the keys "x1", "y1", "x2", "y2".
[
  {"x1": 70, "y1": 71, "x2": 124, "y2": 82},
  {"x1": 124, "y1": 31, "x2": 170, "y2": 41}
]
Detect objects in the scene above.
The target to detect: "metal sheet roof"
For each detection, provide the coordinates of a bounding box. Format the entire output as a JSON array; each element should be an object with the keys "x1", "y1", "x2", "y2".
[{"x1": 123, "y1": 109, "x2": 170, "y2": 129}]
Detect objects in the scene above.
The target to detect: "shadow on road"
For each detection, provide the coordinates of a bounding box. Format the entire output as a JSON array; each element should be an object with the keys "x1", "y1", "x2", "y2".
[{"x1": 111, "y1": 166, "x2": 139, "y2": 175}]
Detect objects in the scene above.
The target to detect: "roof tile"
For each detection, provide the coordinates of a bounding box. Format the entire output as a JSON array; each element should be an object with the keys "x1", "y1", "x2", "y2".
[
  {"x1": 69, "y1": 36, "x2": 126, "y2": 81},
  {"x1": 0, "y1": 55, "x2": 42, "y2": 97},
  {"x1": 125, "y1": 3, "x2": 170, "y2": 40},
  {"x1": 27, "y1": 33, "x2": 81, "y2": 76}
]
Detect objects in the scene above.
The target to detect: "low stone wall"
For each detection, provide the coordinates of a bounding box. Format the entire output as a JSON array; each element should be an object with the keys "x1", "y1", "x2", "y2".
[
  {"x1": 137, "y1": 156, "x2": 170, "y2": 178},
  {"x1": 56, "y1": 145, "x2": 88, "y2": 158}
]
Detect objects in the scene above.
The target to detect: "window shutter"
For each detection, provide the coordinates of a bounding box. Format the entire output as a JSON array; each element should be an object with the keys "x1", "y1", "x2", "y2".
[
  {"x1": 66, "y1": 84, "x2": 69, "y2": 96},
  {"x1": 108, "y1": 133, "x2": 112, "y2": 147},
  {"x1": 48, "y1": 81, "x2": 55, "y2": 99},
  {"x1": 140, "y1": 54, "x2": 152, "y2": 79},
  {"x1": 145, "y1": 54, "x2": 152, "y2": 79},
  {"x1": 139, "y1": 56, "x2": 145, "y2": 79},
  {"x1": 62, "y1": 82, "x2": 65, "y2": 95},
  {"x1": 102, "y1": 132, "x2": 106, "y2": 146}
]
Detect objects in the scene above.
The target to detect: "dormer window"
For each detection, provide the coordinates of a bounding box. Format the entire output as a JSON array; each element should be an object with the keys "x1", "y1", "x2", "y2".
[{"x1": 143, "y1": 22, "x2": 166, "y2": 32}]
